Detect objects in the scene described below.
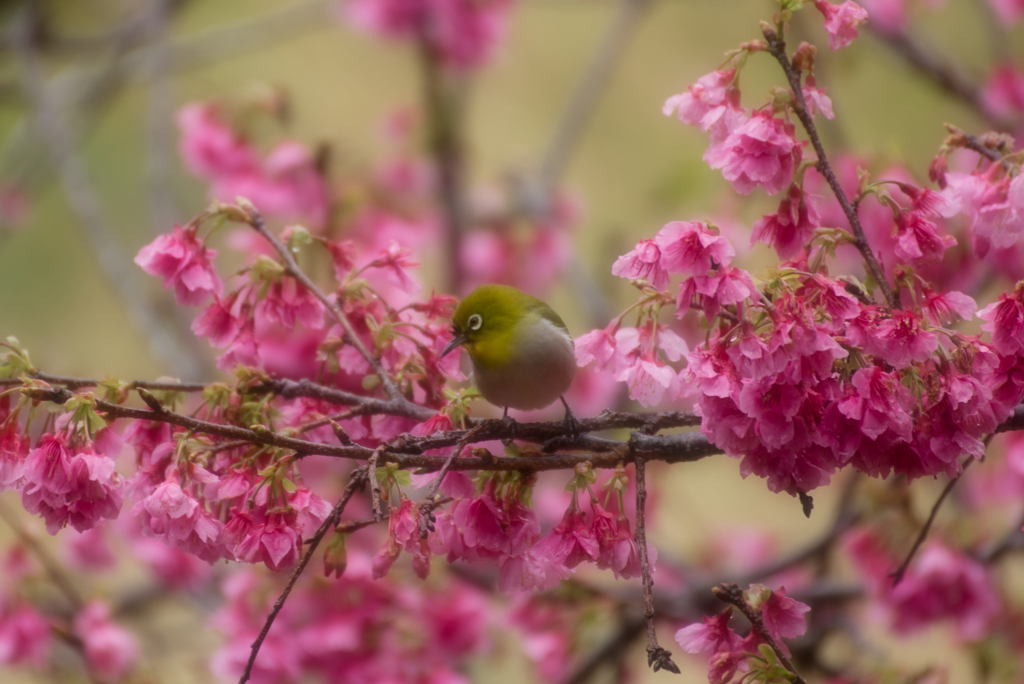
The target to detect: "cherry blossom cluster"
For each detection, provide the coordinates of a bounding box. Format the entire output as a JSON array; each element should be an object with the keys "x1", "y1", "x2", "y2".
[
  {"x1": 576, "y1": 4, "x2": 1024, "y2": 501},
  {"x1": 0, "y1": 537, "x2": 139, "y2": 680},
  {"x1": 211, "y1": 562, "x2": 489, "y2": 684},
  {"x1": 845, "y1": 526, "x2": 1001, "y2": 642},
  {"x1": 178, "y1": 102, "x2": 329, "y2": 227},
  {"x1": 339, "y1": 0, "x2": 513, "y2": 69},
  {"x1": 675, "y1": 584, "x2": 810, "y2": 684}
]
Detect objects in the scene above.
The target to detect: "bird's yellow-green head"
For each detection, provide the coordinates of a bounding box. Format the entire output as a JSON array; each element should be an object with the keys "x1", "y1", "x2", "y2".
[
  {"x1": 440, "y1": 284, "x2": 569, "y2": 370},
  {"x1": 440, "y1": 284, "x2": 576, "y2": 413}
]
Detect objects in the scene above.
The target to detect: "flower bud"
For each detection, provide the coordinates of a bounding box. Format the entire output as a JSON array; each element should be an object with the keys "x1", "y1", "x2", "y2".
[{"x1": 792, "y1": 41, "x2": 817, "y2": 72}]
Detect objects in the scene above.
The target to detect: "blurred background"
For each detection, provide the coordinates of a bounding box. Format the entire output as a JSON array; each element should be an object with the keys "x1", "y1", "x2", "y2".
[{"x1": 0, "y1": 0, "x2": 1015, "y2": 682}]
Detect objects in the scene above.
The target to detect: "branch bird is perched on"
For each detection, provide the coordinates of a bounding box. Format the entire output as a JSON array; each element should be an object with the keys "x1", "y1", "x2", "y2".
[{"x1": 440, "y1": 284, "x2": 580, "y2": 440}]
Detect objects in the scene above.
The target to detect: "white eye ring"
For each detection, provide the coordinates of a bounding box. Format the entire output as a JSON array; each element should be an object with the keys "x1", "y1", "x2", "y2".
[{"x1": 467, "y1": 314, "x2": 483, "y2": 330}]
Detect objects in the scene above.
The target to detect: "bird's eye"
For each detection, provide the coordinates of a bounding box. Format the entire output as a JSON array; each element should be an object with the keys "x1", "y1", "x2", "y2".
[{"x1": 467, "y1": 314, "x2": 483, "y2": 330}]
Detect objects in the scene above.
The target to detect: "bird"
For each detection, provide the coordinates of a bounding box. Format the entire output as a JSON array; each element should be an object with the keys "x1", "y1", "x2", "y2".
[{"x1": 440, "y1": 284, "x2": 580, "y2": 441}]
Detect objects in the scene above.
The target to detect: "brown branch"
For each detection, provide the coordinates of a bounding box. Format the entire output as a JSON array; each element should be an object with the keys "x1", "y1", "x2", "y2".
[
  {"x1": 238, "y1": 467, "x2": 367, "y2": 684},
  {"x1": 890, "y1": 457, "x2": 973, "y2": 586},
  {"x1": 633, "y1": 453, "x2": 679, "y2": 674},
  {"x1": 245, "y1": 208, "x2": 404, "y2": 402},
  {"x1": 0, "y1": 371, "x2": 209, "y2": 392},
  {"x1": 943, "y1": 123, "x2": 1009, "y2": 165},
  {"x1": 258, "y1": 377, "x2": 434, "y2": 422},
  {"x1": 763, "y1": 25, "x2": 898, "y2": 309},
  {"x1": 23, "y1": 383, "x2": 719, "y2": 482},
  {"x1": 712, "y1": 582, "x2": 807, "y2": 684},
  {"x1": 367, "y1": 445, "x2": 386, "y2": 521}
]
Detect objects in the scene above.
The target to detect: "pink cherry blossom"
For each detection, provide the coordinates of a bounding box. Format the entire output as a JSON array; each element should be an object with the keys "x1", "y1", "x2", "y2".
[
  {"x1": 412, "y1": 411, "x2": 455, "y2": 436},
  {"x1": 921, "y1": 288, "x2": 976, "y2": 326},
  {"x1": 135, "y1": 224, "x2": 222, "y2": 306},
  {"x1": 177, "y1": 103, "x2": 259, "y2": 179},
  {"x1": 655, "y1": 220, "x2": 735, "y2": 276},
  {"x1": 574, "y1": 324, "x2": 619, "y2": 369},
  {"x1": 191, "y1": 294, "x2": 243, "y2": 347},
  {"x1": 737, "y1": 377, "x2": 803, "y2": 450},
  {"x1": 704, "y1": 110, "x2": 802, "y2": 196},
  {"x1": 373, "y1": 497, "x2": 431, "y2": 580},
  {"x1": 611, "y1": 239, "x2": 669, "y2": 289},
  {"x1": 750, "y1": 584, "x2": 810, "y2": 656},
  {"x1": 20, "y1": 434, "x2": 124, "y2": 534},
  {"x1": 225, "y1": 485, "x2": 330, "y2": 572},
  {"x1": 0, "y1": 397, "x2": 26, "y2": 491},
  {"x1": 802, "y1": 77, "x2": 835, "y2": 120},
  {"x1": 530, "y1": 506, "x2": 599, "y2": 572},
  {"x1": 133, "y1": 478, "x2": 226, "y2": 563},
  {"x1": 216, "y1": 142, "x2": 329, "y2": 226},
  {"x1": 254, "y1": 277, "x2": 326, "y2": 330},
  {"x1": 0, "y1": 596, "x2": 50, "y2": 668},
  {"x1": 74, "y1": 602, "x2": 138, "y2": 682},
  {"x1": 225, "y1": 509, "x2": 302, "y2": 572},
  {"x1": 130, "y1": 535, "x2": 212, "y2": 590},
  {"x1": 979, "y1": 284, "x2": 1024, "y2": 356},
  {"x1": 372, "y1": 240, "x2": 422, "y2": 294},
  {"x1": 874, "y1": 309, "x2": 938, "y2": 369},
  {"x1": 616, "y1": 353, "x2": 678, "y2": 408},
  {"x1": 858, "y1": 0, "x2": 906, "y2": 35},
  {"x1": 892, "y1": 212, "x2": 956, "y2": 264},
  {"x1": 888, "y1": 543, "x2": 1000, "y2": 642},
  {"x1": 983, "y1": 63, "x2": 1024, "y2": 120},
  {"x1": 941, "y1": 170, "x2": 1024, "y2": 257},
  {"x1": 675, "y1": 609, "x2": 742, "y2": 655},
  {"x1": 63, "y1": 527, "x2": 116, "y2": 571},
  {"x1": 752, "y1": 185, "x2": 820, "y2": 260},
  {"x1": 662, "y1": 68, "x2": 747, "y2": 143},
  {"x1": 342, "y1": 0, "x2": 512, "y2": 70},
  {"x1": 814, "y1": 0, "x2": 870, "y2": 49}
]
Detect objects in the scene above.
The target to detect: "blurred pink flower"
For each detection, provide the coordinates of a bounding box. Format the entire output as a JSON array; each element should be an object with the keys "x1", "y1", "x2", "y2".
[{"x1": 814, "y1": 0, "x2": 870, "y2": 48}]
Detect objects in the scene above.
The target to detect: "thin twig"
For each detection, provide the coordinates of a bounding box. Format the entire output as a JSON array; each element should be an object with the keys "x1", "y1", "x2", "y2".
[
  {"x1": 712, "y1": 582, "x2": 808, "y2": 684},
  {"x1": 633, "y1": 453, "x2": 679, "y2": 674},
  {"x1": 245, "y1": 208, "x2": 404, "y2": 402},
  {"x1": 417, "y1": 421, "x2": 490, "y2": 537},
  {"x1": 763, "y1": 25, "x2": 898, "y2": 309},
  {"x1": 368, "y1": 446, "x2": 386, "y2": 521},
  {"x1": 890, "y1": 458, "x2": 973, "y2": 586},
  {"x1": 944, "y1": 123, "x2": 1008, "y2": 164},
  {"x1": 238, "y1": 467, "x2": 367, "y2": 684}
]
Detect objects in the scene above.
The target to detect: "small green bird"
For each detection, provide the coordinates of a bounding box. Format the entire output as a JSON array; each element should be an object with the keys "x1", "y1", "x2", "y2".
[{"x1": 440, "y1": 284, "x2": 580, "y2": 438}]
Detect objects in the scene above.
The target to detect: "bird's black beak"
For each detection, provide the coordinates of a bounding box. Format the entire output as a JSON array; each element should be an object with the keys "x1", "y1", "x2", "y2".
[{"x1": 440, "y1": 332, "x2": 468, "y2": 359}]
